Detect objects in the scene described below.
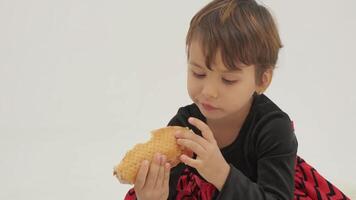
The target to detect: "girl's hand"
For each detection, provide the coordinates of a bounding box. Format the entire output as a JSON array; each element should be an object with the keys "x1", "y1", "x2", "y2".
[
  {"x1": 134, "y1": 153, "x2": 170, "y2": 200},
  {"x1": 175, "y1": 117, "x2": 230, "y2": 191}
]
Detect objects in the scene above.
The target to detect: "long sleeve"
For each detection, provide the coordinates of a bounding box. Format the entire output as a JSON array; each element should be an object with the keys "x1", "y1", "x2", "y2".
[{"x1": 215, "y1": 115, "x2": 298, "y2": 200}]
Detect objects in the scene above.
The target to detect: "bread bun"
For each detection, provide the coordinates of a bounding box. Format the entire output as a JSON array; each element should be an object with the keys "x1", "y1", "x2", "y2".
[{"x1": 113, "y1": 126, "x2": 193, "y2": 184}]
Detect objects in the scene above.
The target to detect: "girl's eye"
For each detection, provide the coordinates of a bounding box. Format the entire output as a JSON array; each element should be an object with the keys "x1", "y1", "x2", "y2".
[
  {"x1": 222, "y1": 79, "x2": 237, "y2": 85},
  {"x1": 192, "y1": 71, "x2": 237, "y2": 85},
  {"x1": 192, "y1": 72, "x2": 206, "y2": 78}
]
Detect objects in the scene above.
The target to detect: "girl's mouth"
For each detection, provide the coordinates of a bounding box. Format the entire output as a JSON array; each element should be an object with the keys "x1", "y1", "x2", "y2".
[{"x1": 201, "y1": 103, "x2": 218, "y2": 111}]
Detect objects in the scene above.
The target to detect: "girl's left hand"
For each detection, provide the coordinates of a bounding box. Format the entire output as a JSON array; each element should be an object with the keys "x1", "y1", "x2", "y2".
[{"x1": 175, "y1": 117, "x2": 231, "y2": 191}]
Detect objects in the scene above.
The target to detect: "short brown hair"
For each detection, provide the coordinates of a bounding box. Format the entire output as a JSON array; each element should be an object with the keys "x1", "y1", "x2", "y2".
[{"x1": 186, "y1": 0, "x2": 283, "y2": 84}]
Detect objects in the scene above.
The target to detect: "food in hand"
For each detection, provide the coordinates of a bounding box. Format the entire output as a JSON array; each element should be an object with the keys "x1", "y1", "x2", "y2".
[{"x1": 113, "y1": 126, "x2": 194, "y2": 184}]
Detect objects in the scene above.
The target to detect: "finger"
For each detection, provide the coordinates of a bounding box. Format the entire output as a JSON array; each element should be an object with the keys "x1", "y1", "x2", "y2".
[
  {"x1": 188, "y1": 117, "x2": 216, "y2": 143},
  {"x1": 145, "y1": 153, "x2": 161, "y2": 189},
  {"x1": 134, "y1": 160, "x2": 149, "y2": 189},
  {"x1": 162, "y1": 162, "x2": 171, "y2": 187},
  {"x1": 180, "y1": 154, "x2": 201, "y2": 169},
  {"x1": 155, "y1": 154, "x2": 166, "y2": 188},
  {"x1": 177, "y1": 138, "x2": 206, "y2": 158},
  {"x1": 175, "y1": 129, "x2": 209, "y2": 150}
]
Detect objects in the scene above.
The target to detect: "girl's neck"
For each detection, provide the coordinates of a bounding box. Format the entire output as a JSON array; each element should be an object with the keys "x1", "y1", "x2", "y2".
[{"x1": 206, "y1": 97, "x2": 253, "y2": 147}]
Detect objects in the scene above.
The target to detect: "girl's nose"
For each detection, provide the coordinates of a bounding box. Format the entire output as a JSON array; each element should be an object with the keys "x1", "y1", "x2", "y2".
[{"x1": 201, "y1": 83, "x2": 218, "y2": 99}]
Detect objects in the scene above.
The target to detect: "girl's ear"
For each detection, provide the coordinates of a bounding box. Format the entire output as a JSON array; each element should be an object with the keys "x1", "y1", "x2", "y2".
[{"x1": 256, "y1": 68, "x2": 273, "y2": 94}]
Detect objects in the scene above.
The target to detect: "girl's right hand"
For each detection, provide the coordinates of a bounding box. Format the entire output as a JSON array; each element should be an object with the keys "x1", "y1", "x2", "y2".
[{"x1": 134, "y1": 153, "x2": 171, "y2": 200}]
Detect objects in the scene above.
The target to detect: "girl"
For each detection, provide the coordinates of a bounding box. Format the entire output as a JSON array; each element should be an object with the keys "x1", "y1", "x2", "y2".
[{"x1": 122, "y1": 0, "x2": 350, "y2": 199}]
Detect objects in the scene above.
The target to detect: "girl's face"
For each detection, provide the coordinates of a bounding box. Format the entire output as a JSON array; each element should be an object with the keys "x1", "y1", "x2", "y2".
[{"x1": 187, "y1": 40, "x2": 259, "y2": 121}]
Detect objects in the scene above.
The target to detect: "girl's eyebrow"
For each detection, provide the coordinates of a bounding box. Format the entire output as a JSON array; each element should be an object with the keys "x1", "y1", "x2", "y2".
[{"x1": 189, "y1": 61, "x2": 242, "y2": 73}]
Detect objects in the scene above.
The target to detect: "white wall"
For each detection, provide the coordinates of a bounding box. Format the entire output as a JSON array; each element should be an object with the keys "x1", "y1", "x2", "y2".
[{"x1": 0, "y1": 0, "x2": 355, "y2": 199}]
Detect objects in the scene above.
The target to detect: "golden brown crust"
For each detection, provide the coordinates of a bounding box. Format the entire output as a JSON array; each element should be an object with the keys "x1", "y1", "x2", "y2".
[{"x1": 113, "y1": 126, "x2": 193, "y2": 185}]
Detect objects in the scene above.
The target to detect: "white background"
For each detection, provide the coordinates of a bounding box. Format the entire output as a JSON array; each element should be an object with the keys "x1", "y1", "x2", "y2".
[{"x1": 1, "y1": 0, "x2": 355, "y2": 199}]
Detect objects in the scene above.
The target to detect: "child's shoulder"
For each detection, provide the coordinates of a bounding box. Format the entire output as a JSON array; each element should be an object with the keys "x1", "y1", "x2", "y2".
[
  {"x1": 252, "y1": 93, "x2": 292, "y2": 125},
  {"x1": 171, "y1": 103, "x2": 205, "y2": 123},
  {"x1": 167, "y1": 103, "x2": 205, "y2": 135},
  {"x1": 251, "y1": 94, "x2": 297, "y2": 152}
]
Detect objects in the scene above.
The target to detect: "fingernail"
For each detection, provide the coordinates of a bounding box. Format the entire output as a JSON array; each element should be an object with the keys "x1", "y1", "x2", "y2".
[
  {"x1": 166, "y1": 163, "x2": 171, "y2": 169},
  {"x1": 180, "y1": 155, "x2": 185, "y2": 162},
  {"x1": 175, "y1": 131, "x2": 180, "y2": 138}
]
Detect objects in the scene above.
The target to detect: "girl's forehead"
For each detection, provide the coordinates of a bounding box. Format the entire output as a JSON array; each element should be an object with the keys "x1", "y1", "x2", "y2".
[{"x1": 189, "y1": 51, "x2": 244, "y2": 73}]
